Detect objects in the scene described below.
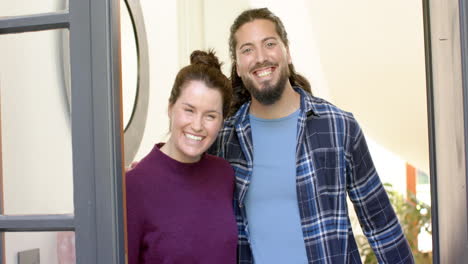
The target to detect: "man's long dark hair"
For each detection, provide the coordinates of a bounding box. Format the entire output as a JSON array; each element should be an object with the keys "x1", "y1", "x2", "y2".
[{"x1": 228, "y1": 8, "x2": 312, "y2": 116}]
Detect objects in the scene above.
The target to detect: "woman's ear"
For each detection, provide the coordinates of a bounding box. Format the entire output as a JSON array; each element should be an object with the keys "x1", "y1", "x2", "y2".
[
  {"x1": 167, "y1": 103, "x2": 174, "y2": 131},
  {"x1": 167, "y1": 102, "x2": 174, "y2": 119}
]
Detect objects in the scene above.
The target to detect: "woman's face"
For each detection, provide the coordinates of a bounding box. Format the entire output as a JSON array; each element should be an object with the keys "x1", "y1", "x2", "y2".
[{"x1": 165, "y1": 80, "x2": 224, "y2": 163}]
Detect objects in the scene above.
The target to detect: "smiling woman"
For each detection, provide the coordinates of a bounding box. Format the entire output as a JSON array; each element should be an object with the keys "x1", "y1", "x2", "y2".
[
  {"x1": 125, "y1": 50, "x2": 237, "y2": 264},
  {"x1": 162, "y1": 80, "x2": 223, "y2": 163}
]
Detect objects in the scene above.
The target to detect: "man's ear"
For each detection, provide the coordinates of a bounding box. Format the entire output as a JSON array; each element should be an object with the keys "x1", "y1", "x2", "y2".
[{"x1": 286, "y1": 47, "x2": 292, "y2": 64}]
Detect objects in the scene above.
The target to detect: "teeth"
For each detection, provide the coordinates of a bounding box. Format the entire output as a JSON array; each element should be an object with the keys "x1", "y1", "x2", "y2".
[
  {"x1": 256, "y1": 69, "x2": 272, "y2": 77},
  {"x1": 185, "y1": 133, "x2": 202, "y2": 141}
]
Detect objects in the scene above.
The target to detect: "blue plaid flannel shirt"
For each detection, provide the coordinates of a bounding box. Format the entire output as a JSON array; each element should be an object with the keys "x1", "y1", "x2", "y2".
[{"x1": 209, "y1": 87, "x2": 414, "y2": 263}]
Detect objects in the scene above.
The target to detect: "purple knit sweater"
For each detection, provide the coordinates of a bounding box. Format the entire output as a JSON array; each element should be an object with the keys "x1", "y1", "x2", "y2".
[{"x1": 126, "y1": 144, "x2": 237, "y2": 264}]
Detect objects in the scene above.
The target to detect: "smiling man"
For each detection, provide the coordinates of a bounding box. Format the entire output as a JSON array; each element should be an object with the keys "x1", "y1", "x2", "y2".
[
  {"x1": 209, "y1": 8, "x2": 414, "y2": 264},
  {"x1": 235, "y1": 18, "x2": 291, "y2": 108}
]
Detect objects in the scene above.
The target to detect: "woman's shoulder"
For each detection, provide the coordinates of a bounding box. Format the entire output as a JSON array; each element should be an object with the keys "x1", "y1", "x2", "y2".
[
  {"x1": 126, "y1": 145, "x2": 164, "y2": 185},
  {"x1": 203, "y1": 154, "x2": 234, "y2": 174},
  {"x1": 204, "y1": 153, "x2": 230, "y2": 165}
]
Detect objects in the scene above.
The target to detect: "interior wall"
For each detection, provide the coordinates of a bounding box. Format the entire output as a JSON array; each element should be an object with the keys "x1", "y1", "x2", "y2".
[
  {"x1": 133, "y1": 0, "x2": 179, "y2": 160},
  {"x1": 306, "y1": 1, "x2": 429, "y2": 174},
  {"x1": 202, "y1": 0, "x2": 250, "y2": 75}
]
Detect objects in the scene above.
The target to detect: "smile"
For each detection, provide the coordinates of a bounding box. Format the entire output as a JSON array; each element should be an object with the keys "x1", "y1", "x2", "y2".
[
  {"x1": 185, "y1": 133, "x2": 203, "y2": 141},
  {"x1": 253, "y1": 67, "x2": 275, "y2": 78}
]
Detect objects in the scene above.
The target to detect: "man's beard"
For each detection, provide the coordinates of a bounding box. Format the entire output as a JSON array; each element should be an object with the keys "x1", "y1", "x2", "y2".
[{"x1": 241, "y1": 63, "x2": 289, "y2": 105}]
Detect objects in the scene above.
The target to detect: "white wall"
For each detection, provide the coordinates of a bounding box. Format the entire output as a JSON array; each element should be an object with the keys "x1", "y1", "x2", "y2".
[
  {"x1": 133, "y1": 1, "x2": 179, "y2": 160},
  {"x1": 203, "y1": 0, "x2": 250, "y2": 75},
  {"x1": 307, "y1": 1, "x2": 429, "y2": 174}
]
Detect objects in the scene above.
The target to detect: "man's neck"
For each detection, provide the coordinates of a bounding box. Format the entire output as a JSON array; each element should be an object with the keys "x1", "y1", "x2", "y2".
[{"x1": 249, "y1": 83, "x2": 300, "y2": 119}]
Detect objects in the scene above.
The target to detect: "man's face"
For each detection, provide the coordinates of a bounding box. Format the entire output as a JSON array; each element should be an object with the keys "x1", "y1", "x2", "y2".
[{"x1": 234, "y1": 19, "x2": 291, "y2": 105}]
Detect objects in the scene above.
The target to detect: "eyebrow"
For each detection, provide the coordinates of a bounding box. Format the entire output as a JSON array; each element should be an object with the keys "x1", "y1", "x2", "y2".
[
  {"x1": 181, "y1": 102, "x2": 221, "y2": 114},
  {"x1": 238, "y1": 37, "x2": 278, "y2": 51}
]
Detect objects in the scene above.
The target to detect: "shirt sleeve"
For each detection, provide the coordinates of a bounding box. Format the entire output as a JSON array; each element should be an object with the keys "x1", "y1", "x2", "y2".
[
  {"x1": 126, "y1": 171, "x2": 144, "y2": 264},
  {"x1": 346, "y1": 118, "x2": 414, "y2": 264}
]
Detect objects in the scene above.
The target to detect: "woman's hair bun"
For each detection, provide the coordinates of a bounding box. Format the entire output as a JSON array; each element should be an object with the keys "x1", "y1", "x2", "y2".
[{"x1": 190, "y1": 49, "x2": 223, "y2": 71}]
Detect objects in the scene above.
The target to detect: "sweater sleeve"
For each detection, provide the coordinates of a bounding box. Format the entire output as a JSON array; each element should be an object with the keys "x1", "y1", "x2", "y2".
[
  {"x1": 126, "y1": 171, "x2": 145, "y2": 264},
  {"x1": 346, "y1": 117, "x2": 414, "y2": 264}
]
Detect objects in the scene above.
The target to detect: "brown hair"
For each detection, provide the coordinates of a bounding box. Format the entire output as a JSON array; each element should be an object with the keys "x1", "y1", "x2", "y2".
[
  {"x1": 169, "y1": 49, "x2": 232, "y2": 118},
  {"x1": 228, "y1": 8, "x2": 312, "y2": 115}
]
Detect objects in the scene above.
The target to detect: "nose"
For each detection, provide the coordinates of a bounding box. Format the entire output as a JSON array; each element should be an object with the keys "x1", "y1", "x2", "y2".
[
  {"x1": 255, "y1": 47, "x2": 267, "y2": 64},
  {"x1": 190, "y1": 115, "x2": 203, "y2": 132}
]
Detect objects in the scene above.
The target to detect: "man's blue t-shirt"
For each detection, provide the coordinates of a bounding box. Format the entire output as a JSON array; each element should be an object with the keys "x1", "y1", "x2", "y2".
[{"x1": 245, "y1": 109, "x2": 308, "y2": 264}]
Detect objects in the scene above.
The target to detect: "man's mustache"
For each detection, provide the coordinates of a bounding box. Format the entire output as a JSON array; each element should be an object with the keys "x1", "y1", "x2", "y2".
[{"x1": 250, "y1": 61, "x2": 278, "y2": 72}]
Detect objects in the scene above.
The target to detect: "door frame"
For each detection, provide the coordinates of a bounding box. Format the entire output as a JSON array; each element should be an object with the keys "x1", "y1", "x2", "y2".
[{"x1": 0, "y1": 0, "x2": 125, "y2": 263}]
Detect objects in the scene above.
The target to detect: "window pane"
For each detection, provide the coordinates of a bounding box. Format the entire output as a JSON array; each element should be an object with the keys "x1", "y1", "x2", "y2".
[
  {"x1": 0, "y1": 29, "x2": 73, "y2": 215},
  {"x1": 4, "y1": 231, "x2": 75, "y2": 264},
  {"x1": 0, "y1": 0, "x2": 67, "y2": 17}
]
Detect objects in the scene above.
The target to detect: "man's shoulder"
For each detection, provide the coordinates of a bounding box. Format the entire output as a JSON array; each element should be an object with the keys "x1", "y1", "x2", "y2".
[
  {"x1": 305, "y1": 93, "x2": 355, "y2": 121},
  {"x1": 215, "y1": 118, "x2": 236, "y2": 143},
  {"x1": 222, "y1": 115, "x2": 238, "y2": 129},
  {"x1": 295, "y1": 86, "x2": 349, "y2": 117},
  {"x1": 216, "y1": 110, "x2": 242, "y2": 139}
]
